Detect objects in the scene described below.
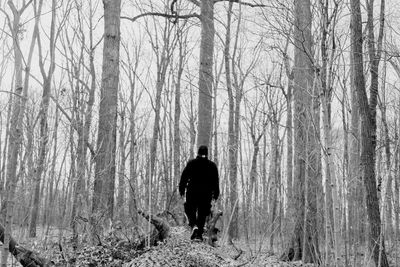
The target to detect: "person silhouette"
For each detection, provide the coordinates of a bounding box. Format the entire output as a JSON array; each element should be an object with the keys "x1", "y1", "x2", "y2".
[{"x1": 179, "y1": 145, "x2": 220, "y2": 241}]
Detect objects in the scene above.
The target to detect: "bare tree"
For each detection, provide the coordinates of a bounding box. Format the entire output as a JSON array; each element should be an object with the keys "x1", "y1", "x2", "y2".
[
  {"x1": 281, "y1": 0, "x2": 320, "y2": 263},
  {"x1": 350, "y1": 0, "x2": 389, "y2": 265},
  {"x1": 91, "y1": 0, "x2": 122, "y2": 242},
  {"x1": 29, "y1": 0, "x2": 59, "y2": 238},
  {"x1": 0, "y1": 0, "x2": 35, "y2": 263}
]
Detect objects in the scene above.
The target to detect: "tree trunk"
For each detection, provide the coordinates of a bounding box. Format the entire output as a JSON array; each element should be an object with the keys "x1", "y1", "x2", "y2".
[
  {"x1": 285, "y1": 79, "x2": 293, "y2": 214},
  {"x1": 379, "y1": 52, "x2": 393, "y2": 241},
  {"x1": 2, "y1": 8, "x2": 24, "y2": 265},
  {"x1": 350, "y1": 0, "x2": 389, "y2": 265},
  {"x1": 197, "y1": 0, "x2": 214, "y2": 148},
  {"x1": 71, "y1": 1, "x2": 97, "y2": 248},
  {"x1": 45, "y1": 106, "x2": 59, "y2": 227},
  {"x1": 319, "y1": 2, "x2": 340, "y2": 262},
  {"x1": 303, "y1": 73, "x2": 321, "y2": 264},
  {"x1": 1, "y1": 0, "x2": 39, "y2": 263},
  {"x1": 281, "y1": 0, "x2": 319, "y2": 263},
  {"x1": 269, "y1": 121, "x2": 279, "y2": 251},
  {"x1": 173, "y1": 34, "x2": 183, "y2": 199},
  {"x1": 92, "y1": 0, "x2": 121, "y2": 241},
  {"x1": 395, "y1": 117, "x2": 400, "y2": 265},
  {"x1": 224, "y1": 1, "x2": 239, "y2": 240},
  {"x1": 118, "y1": 110, "x2": 126, "y2": 220},
  {"x1": 29, "y1": 0, "x2": 57, "y2": 238}
]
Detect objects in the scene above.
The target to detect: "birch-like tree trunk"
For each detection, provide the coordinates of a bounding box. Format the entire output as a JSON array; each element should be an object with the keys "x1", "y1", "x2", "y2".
[{"x1": 92, "y1": 0, "x2": 121, "y2": 241}]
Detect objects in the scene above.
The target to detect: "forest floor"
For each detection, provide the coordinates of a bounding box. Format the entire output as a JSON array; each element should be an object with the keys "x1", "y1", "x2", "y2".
[
  {"x1": 5, "y1": 225, "x2": 400, "y2": 266},
  {"x1": 5, "y1": 225, "x2": 313, "y2": 267}
]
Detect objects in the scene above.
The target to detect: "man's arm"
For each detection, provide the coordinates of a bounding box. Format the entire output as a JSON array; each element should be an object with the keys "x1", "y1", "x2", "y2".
[{"x1": 179, "y1": 161, "x2": 191, "y2": 197}]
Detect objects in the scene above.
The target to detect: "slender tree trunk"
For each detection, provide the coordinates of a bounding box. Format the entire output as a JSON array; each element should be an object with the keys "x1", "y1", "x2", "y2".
[
  {"x1": 173, "y1": 27, "x2": 185, "y2": 202},
  {"x1": 303, "y1": 73, "x2": 321, "y2": 264},
  {"x1": 92, "y1": 0, "x2": 121, "y2": 241},
  {"x1": 342, "y1": 82, "x2": 350, "y2": 267},
  {"x1": 285, "y1": 80, "x2": 293, "y2": 214},
  {"x1": 149, "y1": 57, "x2": 168, "y2": 184},
  {"x1": 379, "y1": 52, "x2": 393, "y2": 241},
  {"x1": 395, "y1": 117, "x2": 400, "y2": 266},
  {"x1": 1, "y1": 2, "x2": 40, "y2": 262},
  {"x1": 319, "y1": 3, "x2": 340, "y2": 261},
  {"x1": 1, "y1": 4, "x2": 25, "y2": 263},
  {"x1": 269, "y1": 121, "x2": 279, "y2": 251},
  {"x1": 224, "y1": 1, "x2": 239, "y2": 240},
  {"x1": 29, "y1": 0, "x2": 57, "y2": 238},
  {"x1": 350, "y1": 0, "x2": 389, "y2": 265},
  {"x1": 45, "y1": 107, "x2": 59, "y2": 227},
  {"x1": 117, "y1": 110, "x2": 126, "y2": 220},
  {"x1": 72, "y1": 1, "x2": 97, "y2": 248}
]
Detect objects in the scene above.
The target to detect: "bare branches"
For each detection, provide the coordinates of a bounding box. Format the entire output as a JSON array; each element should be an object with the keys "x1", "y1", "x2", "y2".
[
  {"x1": 121, "y1": 12, "x2": 200, "y2": 23},
  {"x1": 49, "y1": 95, "x2": 96, "y2": 157},
  {"x1": 214, "y1": 0, "x2": 268, "y2": 8}
]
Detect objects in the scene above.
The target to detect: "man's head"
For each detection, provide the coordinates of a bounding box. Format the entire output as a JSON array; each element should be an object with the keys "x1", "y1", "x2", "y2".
[{"x1": 197, "y1": 145, "x2": 208, "y2": 158}]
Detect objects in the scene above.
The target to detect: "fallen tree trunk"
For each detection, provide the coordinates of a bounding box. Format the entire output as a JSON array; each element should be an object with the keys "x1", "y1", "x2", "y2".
[{"x1": 0, "y1": 223, "x2": 50, "y2": 266}]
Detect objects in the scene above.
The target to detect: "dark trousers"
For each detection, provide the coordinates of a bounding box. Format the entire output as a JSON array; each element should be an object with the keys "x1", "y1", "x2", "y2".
[{"x1": 184, "y1": 195, "x2": 211, "y2": 235}]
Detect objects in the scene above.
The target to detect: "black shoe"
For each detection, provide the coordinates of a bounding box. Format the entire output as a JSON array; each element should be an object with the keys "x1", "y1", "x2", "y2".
[
  {"x1": 196, "y1": 231, "x2": 203, "y2": 241},
  {"x1": 190, "y1": 226, "x2": 199, "y2": 240}
]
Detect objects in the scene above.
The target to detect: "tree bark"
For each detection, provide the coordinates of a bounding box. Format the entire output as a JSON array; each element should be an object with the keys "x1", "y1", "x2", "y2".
[
  {"x1": 29, "y1": 0, "x2": 57, "y2": 238},
  {"x1": 281, "y1": 0, "x2": 319, "y2": 263},
  {"x1": 2, "y1": 0, "x2": 40, "y2": 263},
  {"x1": 117, "y1": 109, "x2": 126, "y2": 220},
  {"x1": 71, "y1": 0, "x2": 98, "y2": 248},
  {"x1": 225, "y1": 1, "x2": 239, "y2": 240},
  {"x1": 92, "y1": 0, "x2": 121, "y2": 241},
  {"x1": 197, "y1": 0, "x2": 214, "y2": 148},
  {"x1": 350, "y1": 0, "x2": 389, "y2": 265},
  {"x1": 379, "y1": 52, "x2": 393, "y2": 240}
]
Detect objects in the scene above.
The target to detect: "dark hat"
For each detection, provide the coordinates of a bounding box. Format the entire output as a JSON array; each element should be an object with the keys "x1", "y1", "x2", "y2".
[{"x1": 198, "y1": 145, "x2": 208, "y2": 157}]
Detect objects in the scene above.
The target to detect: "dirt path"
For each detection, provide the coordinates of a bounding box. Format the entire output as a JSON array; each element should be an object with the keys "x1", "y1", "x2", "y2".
[{"x1": 123, "y1": 227, "x2": 311, "y2": 267}]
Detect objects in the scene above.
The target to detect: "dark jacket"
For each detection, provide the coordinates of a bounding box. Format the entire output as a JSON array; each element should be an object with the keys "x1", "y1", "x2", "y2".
[{"x1": 179, "y1": 156, "x2": 220, "y2": 200}]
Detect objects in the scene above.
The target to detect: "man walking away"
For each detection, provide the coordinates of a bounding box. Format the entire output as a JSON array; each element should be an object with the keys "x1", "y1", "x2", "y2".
[{"x1": 179, "y1": 145, "x2": 220, "y2": 241}]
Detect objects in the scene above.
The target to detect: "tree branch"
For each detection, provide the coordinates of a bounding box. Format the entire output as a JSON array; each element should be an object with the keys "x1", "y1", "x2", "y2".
[
  {"x1": 49, "y1": 95, "x2": 96, "y2": 157},
  {"x1": 214, "y1": 0, "x2": 268, "y2": 8},
  {"x1": 121, "y1": 12, "x2": 200, "y2": 23}
]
